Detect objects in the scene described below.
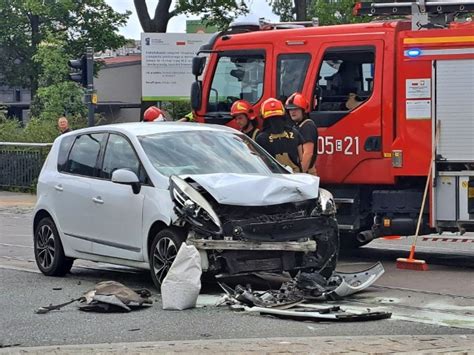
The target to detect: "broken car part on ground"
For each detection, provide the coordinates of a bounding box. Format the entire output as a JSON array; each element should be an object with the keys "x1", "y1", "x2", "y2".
[
  {"x1": 216, "y1": 262, "x2": 391, "y2": 322},
  {"x1": 36, "y1": 281, "x2": 152, "y2": 314}
]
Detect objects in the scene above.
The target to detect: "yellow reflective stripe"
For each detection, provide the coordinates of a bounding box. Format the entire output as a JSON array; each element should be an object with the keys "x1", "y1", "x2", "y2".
[
  {"x1": 262, "y1": 109, "x2": 284, "y2": 118},
  {"x1": 404, "y1": 36, "x2": 474, "y2": 44}
]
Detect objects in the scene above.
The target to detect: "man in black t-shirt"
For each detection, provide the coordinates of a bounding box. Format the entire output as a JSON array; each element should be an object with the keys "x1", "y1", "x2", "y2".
[
  {"x1": 256, "y1": 98, "x2": 303, "y2": 173},
  {"x1": 285, "y1": 93, "x2": 318, "y2": 175}
]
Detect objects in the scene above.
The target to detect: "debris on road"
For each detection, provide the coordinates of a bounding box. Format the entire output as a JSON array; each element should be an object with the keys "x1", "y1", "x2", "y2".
[
  {"x1": 35, "y1": 281, "x2": 152, "y2": 314},
  {"x1": 161, "y1": 244, "x2": 202, "y2": 310},
  {"x1": 216, "y1": 262, "x2": 391, "y2": 322}
]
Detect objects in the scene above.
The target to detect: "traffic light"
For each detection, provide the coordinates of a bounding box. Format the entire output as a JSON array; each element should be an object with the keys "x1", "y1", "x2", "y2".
[{"x1": 68, "y1": 56, "x2": 87, "y2": 87}]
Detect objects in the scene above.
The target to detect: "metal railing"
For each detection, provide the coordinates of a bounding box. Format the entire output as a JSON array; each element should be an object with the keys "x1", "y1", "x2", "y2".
[{"x1": 0, "y1": 142, "x2": 52, "y2": 189}]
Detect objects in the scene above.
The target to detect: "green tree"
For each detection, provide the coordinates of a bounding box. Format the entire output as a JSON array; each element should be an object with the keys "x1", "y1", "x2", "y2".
[
  {"x1": 311, "y1": 0, "x2": 369, "y2": 26},
  {"x1": 30, "y1": 36, "x2": 87, "y2": 122},
  {"x1": 269, "y1": 0, "x2": 370, "y2": 25},
  {"x1": 268, "y1": 0, "x2": 309, "y2": 21},
  {"x1": 134, "y1": 0, "x2": 249, "y2": 32},
  {"x1": 0, "y1": 0, "x2": 130, "y2": 97}
]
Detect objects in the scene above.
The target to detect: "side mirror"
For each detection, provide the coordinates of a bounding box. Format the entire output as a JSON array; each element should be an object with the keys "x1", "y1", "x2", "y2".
[
  {"x1": 190, "y1": 81, "x2": 202, "y2": 111},
  {"x1": 112, "y1": 169, "x2": 141, "y2": 194},
  {"x1": 192, "y1": 56, "x2": 206, "y2": 77}
]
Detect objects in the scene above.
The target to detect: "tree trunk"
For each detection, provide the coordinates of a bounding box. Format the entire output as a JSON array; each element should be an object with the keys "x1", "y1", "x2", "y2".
[
  {"x1": 30, "y1": 14, "x2": 40, "y2": 99},
  {"x1": 295, "y1": 0, "x2": 307, "y2": 21},
  {"x1": 134, "y1": 0, "x2": 173, "y2": 33}
]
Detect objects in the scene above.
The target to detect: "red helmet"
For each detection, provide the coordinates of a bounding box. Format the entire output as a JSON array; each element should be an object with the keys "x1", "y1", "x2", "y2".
[
  {"x1": 285, "y1": 92, "x2": 310, "y2": 113},
  {"x1": 230, "y1": 100, "x2": 255, "y2": 120},
  {"x1": 144, "y1": 106, "x2": 165, "y2": 122},
  {"x1": 260, "y1": 98, "x2": 285, "y2": 120}
]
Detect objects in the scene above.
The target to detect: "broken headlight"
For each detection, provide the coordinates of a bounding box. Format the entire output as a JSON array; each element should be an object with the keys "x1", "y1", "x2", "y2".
[
  {"x1": 312, "y1": 188, "x2": 336, "y2": 216},
  {"x1": 170, "y1": 175, "x2": 223, "y2": 234}
]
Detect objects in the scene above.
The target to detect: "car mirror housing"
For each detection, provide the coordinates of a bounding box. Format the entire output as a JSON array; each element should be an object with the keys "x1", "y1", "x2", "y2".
[{"x1": 112, "y1": 169, "x2": 141, "y2": 194}]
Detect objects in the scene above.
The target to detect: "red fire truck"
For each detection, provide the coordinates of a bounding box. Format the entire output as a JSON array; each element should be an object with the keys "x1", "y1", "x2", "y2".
[{"x1": 190, "y1": 0, "x2": 474, "y2": 247}]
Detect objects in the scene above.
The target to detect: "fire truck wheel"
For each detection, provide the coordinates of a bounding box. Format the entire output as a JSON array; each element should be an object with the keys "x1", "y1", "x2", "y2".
[{"x1": 340, "y1": 232, "x2": 371, "y2": 249}]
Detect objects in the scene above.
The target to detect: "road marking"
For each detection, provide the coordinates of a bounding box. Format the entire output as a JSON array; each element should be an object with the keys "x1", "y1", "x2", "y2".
[
  {"x1": 0, "y1": 264, "x2": 41, "y2": 273},
  {"x1": 0, "y1": 242, "x2": 33, "y2": 249}
]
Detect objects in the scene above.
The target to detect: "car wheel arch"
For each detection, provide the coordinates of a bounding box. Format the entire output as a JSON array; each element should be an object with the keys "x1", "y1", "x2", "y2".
[
  {"x1": 147, "y1": 220, "x2": 176, "y2": 260},
  {"x1": 33, "y1": 209, "x2": 54, "y2": 236}
]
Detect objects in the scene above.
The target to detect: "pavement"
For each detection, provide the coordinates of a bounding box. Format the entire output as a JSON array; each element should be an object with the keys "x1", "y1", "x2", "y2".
[
  {"x1": 1, "y1": 191, "x2": 474, "y2": 353},
  {"x1": 2, "y1": 334, "x2": 473, "y2": 354},
  {"x1": 0, "y1": 191, "x2": 36, "y2": 208}
]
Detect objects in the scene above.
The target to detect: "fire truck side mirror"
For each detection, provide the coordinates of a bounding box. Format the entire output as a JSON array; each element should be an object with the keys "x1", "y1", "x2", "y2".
[
  {"x1": 192, "y1": 57, "x2": 206, "y2": 77},
  {"x1": 191, "y1": 81, "x2": 202, "y2": 111}
]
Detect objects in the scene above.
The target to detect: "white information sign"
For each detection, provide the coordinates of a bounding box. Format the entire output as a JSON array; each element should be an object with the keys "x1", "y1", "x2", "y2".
[
  {"x1": 141, "y1": 33, "x2": 213, "y2": 101},
  {"x1": 406, "y1": 79, "x2": 431, "y2": 99},
  {"x1": 406, "y1": 100, "x2": 431, "y2": 119}
]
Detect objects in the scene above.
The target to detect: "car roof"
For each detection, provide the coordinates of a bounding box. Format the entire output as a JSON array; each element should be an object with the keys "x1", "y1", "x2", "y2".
[{"x1": 66, "y1": 122, "x2": 238, "y2": 137}]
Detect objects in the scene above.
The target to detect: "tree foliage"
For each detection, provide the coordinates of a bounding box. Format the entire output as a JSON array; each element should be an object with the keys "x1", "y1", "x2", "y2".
[
  {"x1": 311, "y1": 0, "x2": 370, "y2": 26},
  {"x1": 268, "y1": 0, "x2": 370, "y2": 25},
  {"x1": 134, "y1": 0, "x2": 249, "y2": 33},
  {"x1": 0, "y1": 0, "x2": 130, "y2": 95}
]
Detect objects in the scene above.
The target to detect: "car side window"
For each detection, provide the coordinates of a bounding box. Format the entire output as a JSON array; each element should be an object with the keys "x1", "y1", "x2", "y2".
[
  {"x1": 65, "y1": 133, "x2": 105, "y2": 177},
  {"x1": 57, "y1": 135, "x2": 75, "y2": 172},
  {"x1": 314, "y1": 47, "x2": 375, "y2": 113},
  {"x1": 276, "y1": 53, "x2": 311, "y2": 103},
  {"x1": 101, "y1": 134, "x2": 146, "y2": 183}
]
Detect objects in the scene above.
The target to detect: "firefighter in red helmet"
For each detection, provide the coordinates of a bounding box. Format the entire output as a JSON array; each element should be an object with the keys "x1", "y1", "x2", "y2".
[
  {"x1": 143, "y1": 106, "x2": 166, "y2": 122},
  {"x1": 286, "y1": 92, "x2": 319, "y2": 175},
  {"x1": 256, "y1": 98, "x2": 303, "y2": 173},
  {"x1": 230, "y1": 100, "x2": 260, "y2": 140}
]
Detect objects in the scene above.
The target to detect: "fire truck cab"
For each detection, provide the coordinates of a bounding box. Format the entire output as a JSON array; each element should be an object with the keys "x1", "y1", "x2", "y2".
[{"x1": 190, "y1": 0, "x2": 474, "y2": 247}]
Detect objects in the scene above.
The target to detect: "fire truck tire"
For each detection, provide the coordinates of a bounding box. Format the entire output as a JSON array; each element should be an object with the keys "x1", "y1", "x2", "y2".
[{"x1": 340, "y1": 232, "x2": 371, "y2": 249}]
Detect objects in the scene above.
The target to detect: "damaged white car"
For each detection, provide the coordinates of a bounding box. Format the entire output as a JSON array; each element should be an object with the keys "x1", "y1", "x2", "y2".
[{"x1": 33, "y1": 123, "x2": 339, "y2": 289}]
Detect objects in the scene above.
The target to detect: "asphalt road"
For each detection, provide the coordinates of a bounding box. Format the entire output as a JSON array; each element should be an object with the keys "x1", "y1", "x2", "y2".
[{"x1": 1, "y1": 202, "x2": 474, "y2": 349}]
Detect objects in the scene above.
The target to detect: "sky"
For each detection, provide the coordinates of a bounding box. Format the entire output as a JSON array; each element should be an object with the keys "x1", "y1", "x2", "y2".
[{"x1": 105, "y1": 0, "x2": 279, "y2": 39}]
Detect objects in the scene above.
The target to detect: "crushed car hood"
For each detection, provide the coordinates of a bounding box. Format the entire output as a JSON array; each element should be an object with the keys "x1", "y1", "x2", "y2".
[{"x1": 185, "y1": 173, "x2": 319, "y2": 206}]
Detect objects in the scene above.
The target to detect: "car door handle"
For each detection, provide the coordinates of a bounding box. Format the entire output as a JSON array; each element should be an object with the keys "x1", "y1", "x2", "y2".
[
  {"x1": 54, "y1": 184, "x2": 63, "y2": 192},
  {"x1": 92, "y1": 197, "x2": 104, "y2": 204}
]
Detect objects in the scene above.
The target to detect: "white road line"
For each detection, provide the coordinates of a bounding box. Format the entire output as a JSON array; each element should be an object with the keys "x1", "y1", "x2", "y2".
[{"x1": 0, "y1": 242, "x2": 33, "y2": 249}]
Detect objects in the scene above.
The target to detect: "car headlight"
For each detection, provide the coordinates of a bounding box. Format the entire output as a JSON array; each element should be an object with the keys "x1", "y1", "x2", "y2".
[{"x1": 314, "y1": 188, "x2": 336, "y2": 216}]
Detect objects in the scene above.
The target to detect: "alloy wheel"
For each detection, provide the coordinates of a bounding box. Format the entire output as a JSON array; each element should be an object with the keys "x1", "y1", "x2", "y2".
[
  {"x1": 36, "y1": 224, "x2": 56, "y2": 269},
  {"x1": 152, "y1": 237, "x2": 178, "y2": 284}
]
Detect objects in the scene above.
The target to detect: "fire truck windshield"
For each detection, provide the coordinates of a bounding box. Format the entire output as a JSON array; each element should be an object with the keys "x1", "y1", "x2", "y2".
[{"x1": 207, "y1": 53, "x2": 264, "y2": 113}]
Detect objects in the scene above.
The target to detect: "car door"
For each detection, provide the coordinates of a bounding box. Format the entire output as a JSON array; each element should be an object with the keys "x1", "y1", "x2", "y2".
[
  {"x1": 88, "y1": 133, "x2": 145, "y2": 261},
  {"x1": 54, "y1": 133, "x2": 106, "y2": 253}
]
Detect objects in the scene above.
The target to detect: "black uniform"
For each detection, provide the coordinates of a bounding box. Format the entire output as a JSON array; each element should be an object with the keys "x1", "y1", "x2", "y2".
[
  {"x1": 256, "y1": 126, "x2": 303, "y2": 172},
  {"x1": 295, "y1": 118, "x2": 318, "y2": 172},
  {"x1": 244, "y1": 127, "x2": 260, "y2": 141}
]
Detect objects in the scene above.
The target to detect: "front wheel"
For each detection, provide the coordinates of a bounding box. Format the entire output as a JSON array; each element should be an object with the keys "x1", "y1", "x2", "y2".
[
  {"x1": 34, "y1": 217, "x2": 73, "y2": 276},
  {"x1": 149, "y1": 227, "x2": 186, "y2": 290}
]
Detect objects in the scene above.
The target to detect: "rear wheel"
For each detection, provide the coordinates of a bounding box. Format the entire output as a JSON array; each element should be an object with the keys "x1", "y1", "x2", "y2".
[
  {"x1": 34, "y1": 217, "x2": 73, "y2": 276},
  {"x1": 149, "y1": 227, "x2": 186, "y2": 290}
]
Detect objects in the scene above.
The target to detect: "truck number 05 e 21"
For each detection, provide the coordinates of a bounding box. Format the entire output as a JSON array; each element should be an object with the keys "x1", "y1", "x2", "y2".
[{"x1": 317, "y1": 136, "x2": 360, "y2": 155}]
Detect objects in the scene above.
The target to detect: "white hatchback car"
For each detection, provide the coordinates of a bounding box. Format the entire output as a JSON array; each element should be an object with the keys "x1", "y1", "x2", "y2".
[{"x1": 34, "y1": 123, "x2": 338, "y2": 288}]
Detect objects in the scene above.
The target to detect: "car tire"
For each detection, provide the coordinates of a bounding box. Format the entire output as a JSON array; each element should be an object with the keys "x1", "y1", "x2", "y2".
[
  {"x1": 149, "y1": 227, "x2": 186, "y2": 290},
  {"x1": 34, "y1": 217, "x2": 73, "y2": 276},
  {"x1": 315, "y1": 218, "x2": 340, "y2": 279}
]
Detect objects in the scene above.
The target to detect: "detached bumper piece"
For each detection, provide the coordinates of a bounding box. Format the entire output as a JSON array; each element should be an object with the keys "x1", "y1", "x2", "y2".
[{"x1": 245, "y1": 306, "x2": 391, "y2": 322}]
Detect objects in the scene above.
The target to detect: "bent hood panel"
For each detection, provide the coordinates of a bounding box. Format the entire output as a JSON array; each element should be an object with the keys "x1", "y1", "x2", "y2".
[{"x1": 186, "y1": 173, "x2": 319, "y2": 206}]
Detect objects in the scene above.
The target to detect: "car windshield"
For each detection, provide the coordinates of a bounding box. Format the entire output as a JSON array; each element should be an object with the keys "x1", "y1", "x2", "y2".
[{"x1": 139, "y1": 130, "x2": 286, "y2": 176}]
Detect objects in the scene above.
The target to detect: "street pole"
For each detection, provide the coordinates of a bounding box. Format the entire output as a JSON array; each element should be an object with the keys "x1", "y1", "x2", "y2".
[{"x1": 86, "y1": 47, "x2": 94, "y2": 127}]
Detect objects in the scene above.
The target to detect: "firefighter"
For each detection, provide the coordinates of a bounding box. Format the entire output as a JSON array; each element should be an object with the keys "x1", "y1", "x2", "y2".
[
  {"x1": 143, "y1": 106, "x2": 166, "y2": 122},
  {"x1": 230, "y1": 100, "x2": 260, "y2": 140},
  {"x1": 256, "y1": 98, "x2": 303, "y2": 173},
  {"x1": 285, "y1": 93, "x2": 318, "y2": 175}
]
